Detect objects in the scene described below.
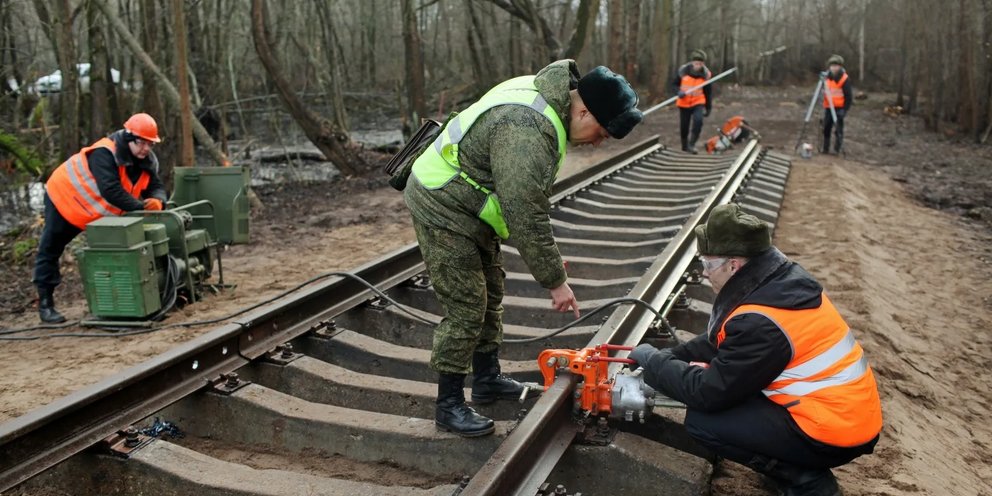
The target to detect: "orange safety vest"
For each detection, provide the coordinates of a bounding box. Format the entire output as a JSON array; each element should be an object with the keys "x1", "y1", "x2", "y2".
[
  {"x1": 716, "y1": 293, "x2": 882, "y2": 447},
  {"x1": 823, "y1": 73, "x2": 848, "y2": 109},
  {"x1": 677, "y1": 68, "x2": 711, "y2": 108},
  {"x1": 46, "y1": 137, "x2": 151, "y2": 229}
]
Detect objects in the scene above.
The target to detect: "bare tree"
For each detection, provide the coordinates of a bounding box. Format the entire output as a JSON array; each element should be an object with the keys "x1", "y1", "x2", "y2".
[
  {"x1": 87, "y1": 1, "x2": 110, "y2": 141},
  {"x1": 34, "y1": 0, "x2": 80, "y2": 159},
  {"x1": 92, "y1": 0, "x2": 229, "y2": 167},
  {"x1": 250, "y1": 0, "x2": 362, "y2": 175},
  {"x1": 648, "y1": 0, "x2": 673, "y2": 102},
  {"x1": 171, "y1": 0, "x2": 193, "y2": 167},
  {"x1": 487, "y1": 0, "x2": 598, "y2": 62},
  {"x1": 402, "y1": 0, "x2": 427, "y2": 132}
]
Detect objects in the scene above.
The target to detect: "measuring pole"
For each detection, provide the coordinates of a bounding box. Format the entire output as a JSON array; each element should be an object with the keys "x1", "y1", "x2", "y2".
[{"x1": 642, "y1": 67, "x2": 738, "y2": 116}]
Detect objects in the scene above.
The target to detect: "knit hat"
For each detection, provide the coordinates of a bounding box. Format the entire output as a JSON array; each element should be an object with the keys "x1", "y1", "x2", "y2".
[
  {"x1": 691, "y1": 49, "x2": 707, "y2": 62},
  {"x1": 827, "y1": 54, "x2": 845, "y2": 66},
  {"x1": 577, "y1": 66, "x2": 643, "y2": 139},
  {"x1": 694, "y1": 204, "x2": 771, "y2": 257}
]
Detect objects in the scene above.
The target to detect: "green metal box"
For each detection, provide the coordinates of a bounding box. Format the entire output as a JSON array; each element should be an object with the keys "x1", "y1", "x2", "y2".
[
  {"x1": 85, "y1": 217, "x2": 145, "y2": 249},
  {"x1": 170, "y1": 166, "x2": 251, "y2": 244},
  {"x1": 143, "y1": 224, "x2": 170, "y2": 258},
  {"x1": 78, "y1": 241, "x2": 161, "y2": 318}
]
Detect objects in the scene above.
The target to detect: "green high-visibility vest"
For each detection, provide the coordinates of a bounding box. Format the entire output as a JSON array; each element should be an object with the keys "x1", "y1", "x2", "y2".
[{"x1": 410, "y1": 76, "x2": 567, "y2": 239}]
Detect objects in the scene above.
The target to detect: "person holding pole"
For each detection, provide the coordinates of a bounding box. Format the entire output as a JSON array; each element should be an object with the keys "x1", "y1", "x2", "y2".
[
  {"x1": 672, "y1": 50, "x2": 713, "y2": 154},
  {"x1": 822, "y1": 54, "x2": 852, "y2": 155}
]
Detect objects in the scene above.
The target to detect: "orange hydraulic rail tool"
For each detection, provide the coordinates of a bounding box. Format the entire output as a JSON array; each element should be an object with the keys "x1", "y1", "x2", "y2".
[{"x1": 538, "y1": 344, "x2": 657, "y2": 422}]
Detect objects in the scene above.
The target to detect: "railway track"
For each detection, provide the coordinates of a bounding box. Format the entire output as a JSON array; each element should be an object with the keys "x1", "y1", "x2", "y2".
[{"x1": 0, "y1": 136, "x2": 791, "y2": 496}]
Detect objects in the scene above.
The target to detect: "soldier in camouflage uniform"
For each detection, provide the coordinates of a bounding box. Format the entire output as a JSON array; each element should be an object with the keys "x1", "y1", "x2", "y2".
[{"x1": 405, "y1": 60, "x2": 643, "y2": 437}]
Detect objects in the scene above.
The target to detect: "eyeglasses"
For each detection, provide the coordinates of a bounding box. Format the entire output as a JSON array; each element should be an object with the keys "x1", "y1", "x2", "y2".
[
  {"x1": 698, "y1": 256, "x2": 729, "y2": 273},
  {"x1": 134, "y1": 138, "x2": 155, "y2": 148}
]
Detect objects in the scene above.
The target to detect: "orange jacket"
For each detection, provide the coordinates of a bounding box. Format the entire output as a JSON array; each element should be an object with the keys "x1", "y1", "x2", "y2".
[
  {"x1": 46, "y1": 137, "x2": 151, "y2": 229},
  {"x1": 717, "y1": 294, "x2": 883, "y2": 447},
  {"x1": 677, "y1": 68, "x2": 712, "y2": 108},
  {"x1": 823, "y1": 72, "x2": 849, "y2": 109}
]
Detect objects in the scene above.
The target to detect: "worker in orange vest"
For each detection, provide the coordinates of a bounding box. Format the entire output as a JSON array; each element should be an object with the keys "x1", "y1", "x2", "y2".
[
  {"x1": 822, "y1": 54, "x2": 852, "y2": 154},
  {"x1": 672, "y1": 49, "x2": 713, "y2": 154},
  {"x1": 629, "y1": 204, "x2": 881, "y2": 496},
  {"x1": 33, "y1": 113, "x2": 167, "y2": 323}
]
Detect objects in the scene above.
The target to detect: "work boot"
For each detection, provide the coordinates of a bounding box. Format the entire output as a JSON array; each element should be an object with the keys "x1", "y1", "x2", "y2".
[
  {"x1": 834, "y1": 136, "x2": 844, "y2": 155},
  {"x1": 471, "y1": 351, "x2": 540, "y2": 404},
  {"x1": 688, "y1": 134, "x2": 700, "y2": 154},
  {"x1": 38, "y1": 288, "x2": 66, "y2": 324},
  {"x1": 747, "y1": 456, "x2": 841, "y2": 496},
  {"x1": 435, "y1": 373, "x2": 495, "y2": 437},
  {"x1": 822, "y1": 136, "x2": 831, "y2": 154}
]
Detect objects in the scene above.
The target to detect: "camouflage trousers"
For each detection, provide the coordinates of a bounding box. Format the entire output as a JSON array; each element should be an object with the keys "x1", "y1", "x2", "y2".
[{"x1": 412, "y1": 218, "x2": 505, "y2": 375}]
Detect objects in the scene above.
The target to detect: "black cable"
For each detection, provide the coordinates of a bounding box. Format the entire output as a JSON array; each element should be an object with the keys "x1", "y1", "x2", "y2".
[
  {"x1": 503, "y1": 297, "x2": 681, "y2": 344},
  {"x1": 0, "y1": 271, "x2": 435, "y2": 340},
  {"x1": 1, "y1": 271, "x2": 684, "y2": 345}
]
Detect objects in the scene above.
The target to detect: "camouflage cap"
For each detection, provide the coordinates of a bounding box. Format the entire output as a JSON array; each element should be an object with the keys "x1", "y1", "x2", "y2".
[
  {"x1": 690, "y1": 49, "x2": 707, "y2": 62},
  {"x1": 827, "y1": 54, "x2": 845, "y2": 66},
  {"x1": 694, "y1": 204, "x2": 771, "y2": 257}
]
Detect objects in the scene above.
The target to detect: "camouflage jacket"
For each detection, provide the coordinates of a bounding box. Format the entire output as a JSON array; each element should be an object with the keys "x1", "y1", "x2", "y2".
[{"x1": 404, "y1": 60, "x2": 578, "y2": 289}]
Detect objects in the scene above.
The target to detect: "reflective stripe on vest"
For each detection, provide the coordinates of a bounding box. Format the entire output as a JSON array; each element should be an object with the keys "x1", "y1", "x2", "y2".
[
  {"x1": 411, "y1": 75, "x2": 567, "y2": 239},
  {"x1": 677, "y1": 69, "x2": 711, "y2": 108},
  {"x1": 823, "y1": 73, "x2": 848, "y2": 109},
  {"x1": 46, "y1": 137, "x2": 152, "y2": 229},
  {"x1": 717, "y1": 293, "x2": 882, "y2": 447}
]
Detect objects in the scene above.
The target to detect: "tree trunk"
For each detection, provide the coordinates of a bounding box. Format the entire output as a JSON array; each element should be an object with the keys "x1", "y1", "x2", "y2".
[
  {"x1": 315, "y1": 1, "x2": 349, "y2": 132},
  {"x1": 626, "y1": 0, "x2": 641, "y2": 80},
  {"x1": 402, "y1": 0, "x2": 427, "y2": 133},
  {"x1": 138, "y1": 0, "x2": 164, "y2": 136},
  {"x1": 608, "y1": 0, "x2": 624, "y2": 70},
  {"x1": 172, "y1": 0, "x2": 194, "y2": 167},
  {"x1": 249, "y1": 0, "x2": 361, "y2": 175},
  {"x1": 93, "y1": 0, "x2": 229, "y2": 167},
  {"x1": 87, "y1": 1, "x2": 111, "y2": 141},
  {"x1": 562, "y1": 0, "x2": 600, "y2": 61},
  {"x1": 34, "y1": 0, "x2": 80, "y2": 159},
  {"x1": 649, "y1": 0, "x2": 672, "y2": 102}
]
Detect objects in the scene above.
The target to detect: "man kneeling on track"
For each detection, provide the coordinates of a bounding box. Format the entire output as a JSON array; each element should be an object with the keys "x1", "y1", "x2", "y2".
[{"x1": 628, "y1": 204, "x2": 881, "y2": 496}]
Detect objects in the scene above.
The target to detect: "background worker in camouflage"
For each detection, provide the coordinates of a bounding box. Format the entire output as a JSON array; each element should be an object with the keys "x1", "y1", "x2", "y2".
[{"x1": 405, "y1": 59, "x2": 643, "y2": 437}]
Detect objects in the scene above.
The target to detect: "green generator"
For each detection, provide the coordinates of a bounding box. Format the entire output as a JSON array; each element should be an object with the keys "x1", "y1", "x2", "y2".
[
  {"x1": 77, "y1": 205, "x2": 219, "y2": 323},
  {"x1": 170, "y1": 165, "x2": 251, "y2": 244}
]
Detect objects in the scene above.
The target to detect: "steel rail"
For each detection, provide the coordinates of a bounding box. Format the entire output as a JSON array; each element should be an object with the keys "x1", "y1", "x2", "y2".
[
  {"x1": 0, "y1": 136, "x2": 661, "y2": 493},
  {"x1": 462, "y1": 139, "x2": 765, "y2": 496}
]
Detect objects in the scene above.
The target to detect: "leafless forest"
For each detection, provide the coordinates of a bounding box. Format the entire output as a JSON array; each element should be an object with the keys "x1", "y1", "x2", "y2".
[{"x1": 2, "y1": 0, "x2": 992, "y2": 186}]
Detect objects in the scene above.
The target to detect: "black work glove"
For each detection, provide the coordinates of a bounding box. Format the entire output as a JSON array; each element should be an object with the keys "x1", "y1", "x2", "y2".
[
  {"x1": 627, "y1": 343, "x2": 659, "y2": 371},
  {"x1": 704, "y1": 107, "x2": 711, "y2": 117}
]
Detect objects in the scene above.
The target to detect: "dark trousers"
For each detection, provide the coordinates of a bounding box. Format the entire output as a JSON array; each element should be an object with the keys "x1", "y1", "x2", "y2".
[
  {"x1": 679, "y1": 105, "x2": 705, "y2": 149},
  {"x1": 684, "y1": 395, "x2": 878, "y2": 470},
  {"x1": 822, "y1": 109, "x2": 845, "y2": 152},
  {"x1": 33, "y1": 193, "x2": 82, "y2": 293}
]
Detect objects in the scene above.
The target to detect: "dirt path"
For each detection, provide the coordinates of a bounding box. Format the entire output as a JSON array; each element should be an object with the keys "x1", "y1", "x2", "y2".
[{"x1": 713, "y1": 155, "x2": 992, "y2": 496}]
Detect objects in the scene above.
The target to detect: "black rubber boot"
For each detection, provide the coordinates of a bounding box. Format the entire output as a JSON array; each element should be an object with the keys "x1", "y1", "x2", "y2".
[
  {"x1": 834, "y1": 135, "x2": 843, "y2": 155},
  {"x1": 471, "y1": 351, "x2": 540, "y2": 404},
  {"x1": 747, "y1": 456, "x2": 842, "y2": 496},
  {"x1": 822, "y1": 136, "x2": 831, "y2": 154},
  {"x1": 435, "y1": 373, "x2": 495, "y2": 437},
  {"x1": 38, "y1": 288, "x2": 66, "y2": 324},
  {"x1": 688, "y1": 133, "x2": 700, "y2": 154}
]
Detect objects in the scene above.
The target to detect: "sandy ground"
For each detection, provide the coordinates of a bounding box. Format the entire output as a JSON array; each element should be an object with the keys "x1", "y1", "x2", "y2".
[
  {"x1": 710, "y1": 154, "x2": 992, "y2": 496},
  {"x1": 2, "y1": 84, "x2": 991, "y2": 495}
]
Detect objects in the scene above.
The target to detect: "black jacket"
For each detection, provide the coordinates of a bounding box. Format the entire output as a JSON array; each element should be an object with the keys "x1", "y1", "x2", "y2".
[
  {"x1": 86, "y1": 130, "x2": 167, "y2": 211},
  {"x1": 637, "y1": 248, "x2": 825, "y2": 412},
  {"x1": 826, "y1": 69, "x2": 853, "y2": 112},
  {"x1": 671, "y1": 63, "x2": 714, "y2": 112}
]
